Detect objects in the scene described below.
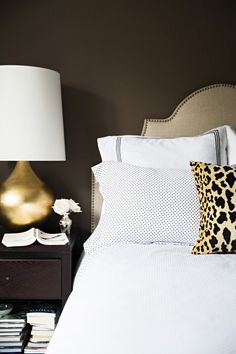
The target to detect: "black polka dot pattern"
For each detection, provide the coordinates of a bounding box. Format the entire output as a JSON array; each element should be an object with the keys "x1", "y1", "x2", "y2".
[{"x1": 85, "y1": 161, "x2": 200, "y2": 254}]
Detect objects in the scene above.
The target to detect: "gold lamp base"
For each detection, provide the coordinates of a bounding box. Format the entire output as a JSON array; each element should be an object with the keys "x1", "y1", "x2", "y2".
[{"x1": 0, "y1": 161, "x2": 54, "y2": 232}]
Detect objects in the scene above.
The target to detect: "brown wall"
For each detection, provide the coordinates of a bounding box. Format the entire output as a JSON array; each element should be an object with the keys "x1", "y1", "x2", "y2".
[{"x1": 0, "y1": 0, "x2": 236, "y2": 239}]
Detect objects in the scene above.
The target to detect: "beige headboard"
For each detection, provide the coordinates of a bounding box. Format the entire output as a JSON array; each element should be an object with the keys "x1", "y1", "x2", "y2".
[{"x1": 91, "y1": 83, "x2": 236, "y2": 232}]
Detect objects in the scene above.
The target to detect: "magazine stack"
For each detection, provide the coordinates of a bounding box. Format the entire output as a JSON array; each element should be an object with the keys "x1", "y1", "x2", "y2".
[
  {"x1": 0, "y1": 311, "x2": 30, "y2": 353},
  {"x1": 24, "y1": 305, "x2": 60, "y2": 354}
]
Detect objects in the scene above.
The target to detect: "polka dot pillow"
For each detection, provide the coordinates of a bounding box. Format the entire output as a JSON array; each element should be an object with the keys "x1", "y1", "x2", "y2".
[
  {"x1": 85, "y1": 161, "x2": 200, "y2": 254},
  {"x1": 190, "y1": 161, "x2": 236, "y2": 255}
]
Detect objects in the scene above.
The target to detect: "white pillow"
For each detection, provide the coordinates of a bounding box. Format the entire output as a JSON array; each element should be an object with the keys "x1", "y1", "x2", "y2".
[
  {"x1": 97, "y1": 126, "x2": 228, "y2": 169},
  {"x1": 84, "y1": 161, "x2": 200, "y2": 254},
  {"x1": 225, "y1": 125, "x2": 236, "y2": 165}
]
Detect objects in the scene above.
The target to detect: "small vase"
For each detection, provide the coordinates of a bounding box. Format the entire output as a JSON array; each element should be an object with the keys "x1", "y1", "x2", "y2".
[{"x1": 59, "y1": 213, "x2": 72, "y2": 236}]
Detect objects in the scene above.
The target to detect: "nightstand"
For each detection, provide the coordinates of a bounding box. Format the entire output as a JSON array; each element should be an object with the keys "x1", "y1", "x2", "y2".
[{"x1": 0, "y1": 231, "x2": 76, "y2": 309}]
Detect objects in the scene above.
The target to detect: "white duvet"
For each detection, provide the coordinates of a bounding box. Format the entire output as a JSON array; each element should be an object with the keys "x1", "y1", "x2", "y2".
[{"x1": 46, "y1": 244, "x2": 236, "y2": 354}]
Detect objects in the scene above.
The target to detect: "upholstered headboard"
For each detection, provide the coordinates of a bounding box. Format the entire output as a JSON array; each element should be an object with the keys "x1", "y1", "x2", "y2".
[{"x1": 91, "y1": 83, "x2": 236, "y2": 232}]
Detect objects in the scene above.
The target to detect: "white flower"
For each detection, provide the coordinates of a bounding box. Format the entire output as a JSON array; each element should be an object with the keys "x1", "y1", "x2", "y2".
[
  {"x1": 52, "y1": 198, "x2": 82, "y2": 216},
  {"x1": 69, "y1": 199, "x2": 82, "y2": 213},
  {"x1": 52, "y1": 199, "x2": 70, "y2": 215}
]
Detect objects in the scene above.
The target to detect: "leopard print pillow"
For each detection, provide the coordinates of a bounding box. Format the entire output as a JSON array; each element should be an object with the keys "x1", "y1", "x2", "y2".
[{"x1": 190, "y1": 161, "x2": 236, "y2": 255}]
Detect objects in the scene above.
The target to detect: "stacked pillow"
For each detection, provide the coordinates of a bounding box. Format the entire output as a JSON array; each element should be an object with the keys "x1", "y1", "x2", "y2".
[
  {"x1": 97, "y1": 126, "x2": 229, "y2": 169},
  {"x1": 85, "y1": 161, "x2": 200, "y2": 254},
  {"x1": 86, "y1": 125, "x2": 236, "y2": 254}
]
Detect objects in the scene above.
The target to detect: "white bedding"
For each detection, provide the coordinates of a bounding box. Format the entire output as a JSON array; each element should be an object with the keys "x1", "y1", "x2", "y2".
[{"x1": 46, "y1": 243, "x2": 236, "y2": 354}]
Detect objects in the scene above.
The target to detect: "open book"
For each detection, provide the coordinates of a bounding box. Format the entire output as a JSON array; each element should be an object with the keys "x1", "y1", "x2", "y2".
[{"x1": 2, "y1": 228, "x2": 69, "y2": 247}]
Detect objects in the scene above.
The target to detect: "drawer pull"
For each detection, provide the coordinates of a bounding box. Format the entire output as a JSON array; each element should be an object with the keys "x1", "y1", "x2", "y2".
[{"x1": 5, "y1": 276, "x2": 10, "y2": 281}]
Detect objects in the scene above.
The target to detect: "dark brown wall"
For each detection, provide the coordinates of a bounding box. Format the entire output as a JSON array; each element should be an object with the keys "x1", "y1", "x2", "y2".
[{"x1": 0, "y1": 0, "x2": 236, "y2": 239}]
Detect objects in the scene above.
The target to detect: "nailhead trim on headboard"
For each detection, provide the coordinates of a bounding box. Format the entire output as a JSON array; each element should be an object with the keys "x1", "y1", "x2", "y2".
[
  {"x1": 142, "y1": 84, "x2": 236, "y2": 135},
  {"x1": 91, "y1": 172, "x2": 96, "y2": 233}
]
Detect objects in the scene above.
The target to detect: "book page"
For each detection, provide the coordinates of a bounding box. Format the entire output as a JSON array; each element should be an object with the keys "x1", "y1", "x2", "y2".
[
  {"x1": 1, "y1": 228, "x2": 36, "y2": 247},
  {"x1": 36, "y1": 230, "x2": 69, "y2": 245}
]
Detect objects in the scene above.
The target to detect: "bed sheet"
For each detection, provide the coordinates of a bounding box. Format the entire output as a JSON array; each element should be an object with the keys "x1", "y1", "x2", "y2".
[{"x1": 47, "y1": 243, "x2": 236, "y2": 354}]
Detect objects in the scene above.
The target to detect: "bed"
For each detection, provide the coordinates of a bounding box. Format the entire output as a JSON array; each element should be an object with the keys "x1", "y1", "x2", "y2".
[{"x1": 46, "y1": 84, "x2": 236, "y2": 354}]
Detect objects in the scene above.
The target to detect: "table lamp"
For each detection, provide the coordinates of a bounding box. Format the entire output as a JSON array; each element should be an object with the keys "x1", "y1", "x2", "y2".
[{"x1": 0, "y1": 65, "x2": 66, "y2": 231}]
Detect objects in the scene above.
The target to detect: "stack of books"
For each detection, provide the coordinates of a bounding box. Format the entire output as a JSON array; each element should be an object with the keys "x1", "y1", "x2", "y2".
[
  {"x1": 0, "y1": 312, "x2": 31, "y2": 353},
  {"x1": 24, "y1": 304, "x2": 60, "y2": 354}
]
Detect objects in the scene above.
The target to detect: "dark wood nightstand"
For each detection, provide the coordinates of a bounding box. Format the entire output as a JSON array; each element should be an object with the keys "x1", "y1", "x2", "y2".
[{"x1": 0, "y1": 231, "x2": 76, "y2": 309}]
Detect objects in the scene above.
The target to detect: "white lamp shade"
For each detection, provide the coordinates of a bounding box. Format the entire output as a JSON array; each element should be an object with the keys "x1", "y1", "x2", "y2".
[{"x1": 0, "y1": 65, "x2": 66, "y2": 161}]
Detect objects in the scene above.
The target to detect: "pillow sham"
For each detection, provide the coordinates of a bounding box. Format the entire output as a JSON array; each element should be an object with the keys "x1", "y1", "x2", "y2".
[
  {"x1": 97, "y1": 126, "x2": 228, "y2": 169},
  {"x1": 190, "y1": 161, "x2": 236, "y2": 255},
  {"x1": 84, "y1": 161, "x2": 200, "y2": 254}
]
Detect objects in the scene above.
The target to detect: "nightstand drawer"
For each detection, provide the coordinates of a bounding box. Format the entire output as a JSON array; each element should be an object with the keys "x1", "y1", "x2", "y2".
[{"x1": 0, "y1": 259, "x2": 61, "y2": 299}]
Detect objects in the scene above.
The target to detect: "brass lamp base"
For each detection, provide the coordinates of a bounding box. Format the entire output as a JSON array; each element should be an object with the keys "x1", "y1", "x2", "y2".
[{"x1": 0, "y1": 161, "x2": 54, "y2": 231}]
